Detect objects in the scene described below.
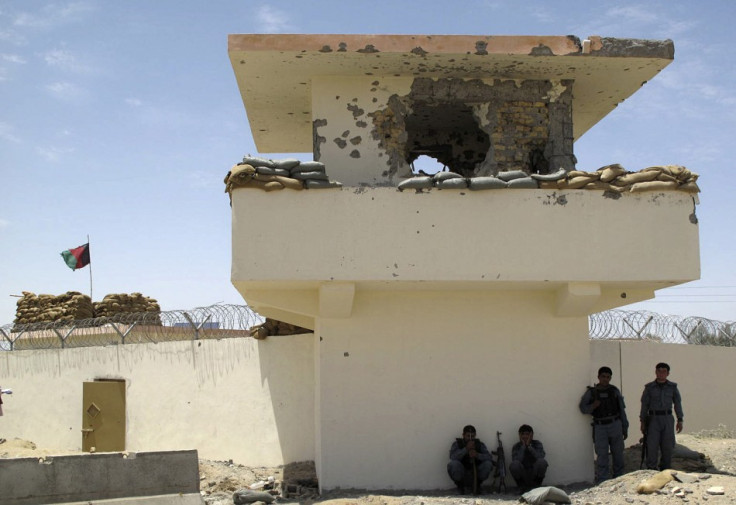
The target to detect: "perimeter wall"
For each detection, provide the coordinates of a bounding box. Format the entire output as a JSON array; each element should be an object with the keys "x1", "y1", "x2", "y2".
[{"x1": 0, "y1": 336, "x2": 733, "y2": 479}]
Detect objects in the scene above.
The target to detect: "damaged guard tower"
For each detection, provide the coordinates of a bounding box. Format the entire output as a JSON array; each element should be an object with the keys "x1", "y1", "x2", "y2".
[{"x1": 226, "y1": 34, "x2": 700, "y2": 490}]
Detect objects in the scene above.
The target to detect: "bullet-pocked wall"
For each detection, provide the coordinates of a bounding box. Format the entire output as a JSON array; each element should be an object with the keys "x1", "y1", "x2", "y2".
[
  {"x1": 312, "y1": 76, "x2": 575, "y2": 187},
  {"x1": 313, "y1": 290, "x2": 593, "y2": 491}
]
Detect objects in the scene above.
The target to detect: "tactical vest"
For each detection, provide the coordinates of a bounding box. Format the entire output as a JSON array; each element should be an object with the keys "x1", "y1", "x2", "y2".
[
  {"x1": 590, "y1": 386, "x2": 620, "y2": 419},
  {"x1": 456, "y1": 437, "x2": 485, "y2": 467}
]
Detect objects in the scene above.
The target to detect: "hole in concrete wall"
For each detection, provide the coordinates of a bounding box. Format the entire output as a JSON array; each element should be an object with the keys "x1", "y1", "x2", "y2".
[
  {"x1": 410, "y1": 154, "x2": 446, "y2": 175},
  {"x1": 404, "y1": 103, "x2": 490, "y2": 178}
]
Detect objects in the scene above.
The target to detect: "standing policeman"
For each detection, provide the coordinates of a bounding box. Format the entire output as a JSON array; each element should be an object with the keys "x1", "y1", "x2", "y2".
[
  {"x1": 579, "y1": 366, "x2": 629, "y2": 482},
  {"x1": 640, "y1": 362, "x2": 684, "y2": 470}
]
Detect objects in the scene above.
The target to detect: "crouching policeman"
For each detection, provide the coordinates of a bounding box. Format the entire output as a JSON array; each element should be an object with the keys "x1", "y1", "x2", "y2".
[{"x1": 447, "y1": 424, "x2": 493, "y2": 494}]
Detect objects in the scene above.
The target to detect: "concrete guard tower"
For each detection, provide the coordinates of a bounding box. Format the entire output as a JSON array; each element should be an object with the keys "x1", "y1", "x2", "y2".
[{"x1": 227, "y1": 34, "x2": 700, "y2": 490}]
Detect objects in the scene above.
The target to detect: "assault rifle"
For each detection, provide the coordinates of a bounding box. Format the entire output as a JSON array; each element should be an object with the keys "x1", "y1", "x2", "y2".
[{"x1": 491, "y1": 431, "x2": 507, "y2": 493}]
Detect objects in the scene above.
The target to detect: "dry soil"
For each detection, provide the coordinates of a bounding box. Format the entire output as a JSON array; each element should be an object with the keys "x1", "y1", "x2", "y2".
[{"x1": 2, "y1": 429, "x2": 735, "y2": 505}]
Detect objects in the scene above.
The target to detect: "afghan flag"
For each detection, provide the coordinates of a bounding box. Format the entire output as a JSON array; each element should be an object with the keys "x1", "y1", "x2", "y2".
[{"x1": 61, "y1": 243, "x2": 91, "y2": 271}]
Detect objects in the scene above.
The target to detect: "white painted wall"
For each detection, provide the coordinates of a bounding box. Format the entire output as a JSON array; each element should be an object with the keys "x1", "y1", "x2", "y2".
[
  {"x1": 231, "y1": 187, "x2": 700, "y2": 290},
  {"x1": 314, "y1": 290, "x2": 593, "y2": 490},
  {"x1": 0, "y1": 335, "x2": 315, "y2": 466},
  {"x1": 588, "y1": 339, "x2": 736, "y2": 439},
  {"x1": 2, "y1": 336, "x2": 732, "y2": 490}
]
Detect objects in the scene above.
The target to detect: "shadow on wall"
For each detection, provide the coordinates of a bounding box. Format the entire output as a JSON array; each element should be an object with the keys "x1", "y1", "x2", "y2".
[{"x1": 257, "y1": 334, "x2": 316, "y2": 463}]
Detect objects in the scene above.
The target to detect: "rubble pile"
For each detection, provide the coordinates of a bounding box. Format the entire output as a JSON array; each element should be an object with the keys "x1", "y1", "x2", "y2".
[
  {"x1": 13, "y1": 291, "x2": 161, "y2": 325},
  {"x1": 224, "y1": 156, "x2": 343, "y2": 199},
  {"x1": 199, "y1": 459, "x2": 319, "y2": 505},
  {"x1": 13, "y1": 291, "x2": 94, "y2": 325},
  {"x1": 398, "y1": 164, "x2": 700, "y2": 193},
  {"x1": 250, "y1": 318, "x2": 311, "y2": 339}
]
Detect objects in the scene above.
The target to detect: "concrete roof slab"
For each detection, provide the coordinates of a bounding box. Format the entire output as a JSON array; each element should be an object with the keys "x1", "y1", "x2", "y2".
[{"x1": 228, "y1": 34, "x2": 674, "y2": 153}]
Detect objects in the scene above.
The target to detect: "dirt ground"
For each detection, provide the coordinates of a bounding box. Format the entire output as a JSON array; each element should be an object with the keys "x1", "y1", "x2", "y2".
[{"x1": 2, "y1": 428, "x2": 735, "y2": 505}]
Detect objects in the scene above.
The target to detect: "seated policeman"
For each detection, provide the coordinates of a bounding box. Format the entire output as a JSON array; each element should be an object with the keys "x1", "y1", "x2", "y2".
[{"x1": 447, "y1": 424, "x2": 493, "y2": 494}]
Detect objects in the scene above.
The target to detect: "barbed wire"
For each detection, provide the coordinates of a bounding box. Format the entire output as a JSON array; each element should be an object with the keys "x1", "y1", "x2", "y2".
[
  {"x1": 0, "y1": 304, "x2": 264, "y2": 351},
  {"x1": 1, "y1": 305, "x2": 735, "y2": 350},
  {"x1": 589, "y1": 309, "x2": 736, "y2": 346}
]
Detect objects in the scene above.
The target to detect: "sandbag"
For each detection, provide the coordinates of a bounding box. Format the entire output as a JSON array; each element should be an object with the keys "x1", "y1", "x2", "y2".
[
  {"x1": 468, "y1": 177, "x2": 508, "y2": 190},
  {"x1": 224, "y1": 164, "x2": 256, "y2": 191},
  {"x1": 273, "y1": 176, "x2": 304, "y2": 190},
  {"x1": 614, "y1": 170, "x2": 659, "y2": 186},
  {"x1": 255, "y1": 166, "x2": 291, "y2": 177},
  {"x1": 497, "y1": 169, "x2": 528, "y2": 182},
  {"x1": 305, "y1": 180, "x2": 343, "y2": 189},
  {"x1": 567, "y1": 170, "x2": 598, "y2": 179},
  {"x1": 508, "y1": 177, "x2": 538, "y2": 188},
  {"x1": 241, "y1": 156, "x2": 276, "y2": 168},
  {"x1": 520, "y1": 486, "x2": 571, "y2": 504},
  {"x1": 436, "y1": 178, "x2": 468, "y2": 189},
  {"x1": 656, "y1": 172, "x2": 678, "y2": 183},
  {"x1": 291, "y1": 171, "x2": 330, "y2": 181},
  {"x1": 564, "y1": 175, "x2": 598, "y2": 189},
  {"x1": 398, "y1": 177, "x2": 433, "y2": 191},
  {"x1": 583, "y1": 181, "x2": 616, "y2": 191},
  {"x1": 531, "y1": 167, "x2": 567, "y2": 181},
  {"x1": 677, "y1": 181, "x2": 701, "y2": 193},
  {"x1": 433, "y1": 171, "x2": 463, "y2": 182},
  {"x1": 630, "y1": 180, "x2": 679, "y2": 193},
  {"x1": 292, "y1": 161, "x2": 326, "y2": 173},
  {"x1": 538, "y1": 180, "x2": 562, "y2": 190},
  {"x1": 597, "y1": 164, "x2": 627, "y2": 182},
  {"x1": 637, "y1": 470, "x2": 675, "y2": 494},
  {"x1": 273, "y1": 158, "x2": 301, "y2": 170}
]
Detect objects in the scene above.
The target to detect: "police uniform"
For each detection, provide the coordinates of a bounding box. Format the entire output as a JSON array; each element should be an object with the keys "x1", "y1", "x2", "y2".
[
  {"x1": 579, "y1": 384, "x2": 629, "y2": 482},
  {"x1": 447, "y1": 437, "x2": 494, "y2": 493},
  {"x1": 639, "y1": 380, "x2": 683, "y2": 470}
]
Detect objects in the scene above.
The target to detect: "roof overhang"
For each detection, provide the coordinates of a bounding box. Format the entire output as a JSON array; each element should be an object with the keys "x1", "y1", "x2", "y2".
[{"x1": 228, "y1": 34, "x2": 674, "y2": 153}]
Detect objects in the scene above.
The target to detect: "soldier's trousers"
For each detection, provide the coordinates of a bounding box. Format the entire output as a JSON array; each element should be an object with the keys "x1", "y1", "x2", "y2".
[
  {"x1": 593, "y1": 419, "x2": 625, "y2": 482},
  {"x1": 447, "y1": 459, "x2": 493, "y2": 486},
  {"x1": 509, "y1": 459, "x2": 548, "y2": 488},
  {"x1": 646, "y1": 415, "x2": 676, "y2": 470}
]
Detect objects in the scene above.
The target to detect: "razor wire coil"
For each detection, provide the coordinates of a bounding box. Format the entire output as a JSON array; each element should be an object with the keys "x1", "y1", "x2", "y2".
[
  {"x1": 1, "y1": 305, "x2": 735, "y2": 350},
  {"x1": 0, "y1": 304, "x2": 264, "y2": 351}
]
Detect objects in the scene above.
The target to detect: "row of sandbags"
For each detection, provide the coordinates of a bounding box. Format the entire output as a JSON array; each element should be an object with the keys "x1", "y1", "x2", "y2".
[
  {"x1": 93, "y1": 293, "x2": 161, "y2": 319},
  {"x1": 14, "y1": 291, "x2": 94, "y2": 324},
  {"x1": 397, "y1": 164, "x2": 700, "y2": 193},
  {"x1": 13, "y1": 291, "x2": 160, "y2": 325},
  {"x1": 224, "y1": 156, "x2": 342, "y2": 197}
]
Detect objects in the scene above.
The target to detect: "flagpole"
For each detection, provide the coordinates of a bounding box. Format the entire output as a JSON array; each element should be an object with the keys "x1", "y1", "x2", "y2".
[{"x1": 87, "y1": 234, "x2": 93, "y2": 302}]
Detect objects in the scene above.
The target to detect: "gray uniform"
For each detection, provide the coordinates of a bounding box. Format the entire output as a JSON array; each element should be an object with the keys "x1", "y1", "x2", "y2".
[
  {"x1": 447, "y1": 438, "x2": 493, "y2": 490},
  {"x1": 579, "y1": 385, "x2": 629, "y2": 482},
  {"x1": 509, "y1": 440, "x2": 548, "y2": 490},
  {"x1": 640, "y1": 380, "x2": 683, "y2": 470}
]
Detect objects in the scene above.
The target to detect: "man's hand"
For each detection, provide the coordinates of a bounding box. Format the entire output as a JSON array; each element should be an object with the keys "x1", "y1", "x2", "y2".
[
  {"x1": 623, "y1": 429, "x2": 628, "y2": 441},
  {"x1": 676, "y1": 421, "x2": 683, "y2": 433},
  {"x1": 590, "y1": 399, "x2": 601, "y2": 409},
  {"x1": 640, "y1": 421, "x2": 646, "y2": 434},
  {"x1": 466, "y1": 440, "x2": 477, "y2": 458}
]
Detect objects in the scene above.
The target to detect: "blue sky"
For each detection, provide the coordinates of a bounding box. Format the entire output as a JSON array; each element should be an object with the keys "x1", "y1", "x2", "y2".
[{"x1": 1, "y1": 1, "x2": 735, "y2": 325}]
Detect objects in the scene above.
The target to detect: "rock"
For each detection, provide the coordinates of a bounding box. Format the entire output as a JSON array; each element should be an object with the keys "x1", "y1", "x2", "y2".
[
  {"x1": 706, "y1": 486, "x2": 725, "y2": 495},
  {"x1": 233, "y1": 489, "x2": 275, "y2": 504},
  {"x1": 674, "y1": 472, "x2": 700, "y2": 484}
]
